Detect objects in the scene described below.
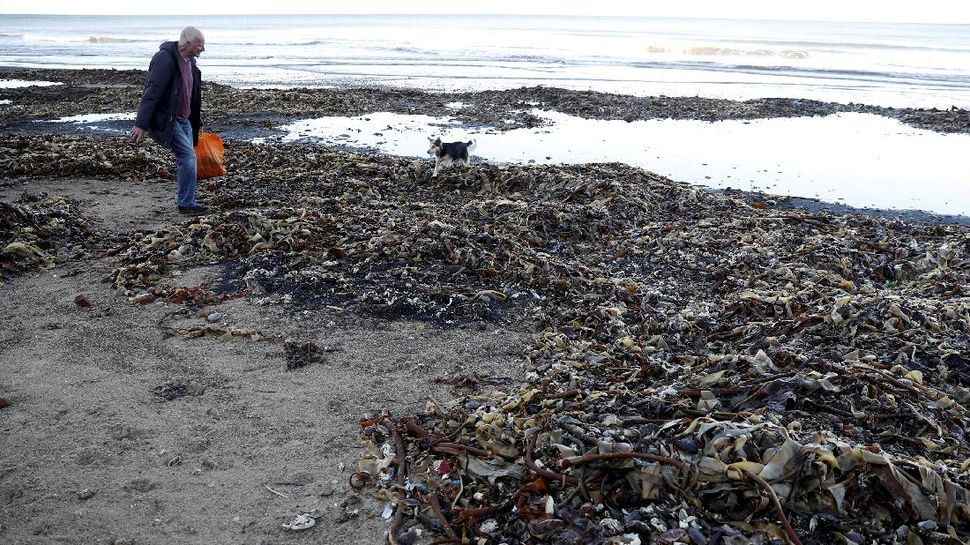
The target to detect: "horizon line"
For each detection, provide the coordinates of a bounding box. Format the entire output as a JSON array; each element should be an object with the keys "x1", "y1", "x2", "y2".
[{"x1": 1, "y1": 12, "x2": 968, "y2": 25}]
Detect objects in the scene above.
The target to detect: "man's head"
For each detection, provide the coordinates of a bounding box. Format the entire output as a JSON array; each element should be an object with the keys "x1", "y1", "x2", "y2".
[{"x1": 178, "y1": 26, "x2": 205, "y2": 58}]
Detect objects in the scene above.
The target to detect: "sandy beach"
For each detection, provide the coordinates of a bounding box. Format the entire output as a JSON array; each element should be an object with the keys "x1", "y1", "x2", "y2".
[{"x1": 2, "y1": 67, "x2": 970, "y2": 545}]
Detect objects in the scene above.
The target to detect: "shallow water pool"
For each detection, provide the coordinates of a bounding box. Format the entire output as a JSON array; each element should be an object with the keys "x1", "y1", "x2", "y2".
[{"x1": 280, "y1": 110, "x2": 970, "y2": 217}]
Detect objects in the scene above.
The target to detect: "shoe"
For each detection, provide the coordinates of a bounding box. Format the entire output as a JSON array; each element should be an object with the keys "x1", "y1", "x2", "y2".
[{"x1": 177, "y1": 204, "x2": 209, "y2": 215}]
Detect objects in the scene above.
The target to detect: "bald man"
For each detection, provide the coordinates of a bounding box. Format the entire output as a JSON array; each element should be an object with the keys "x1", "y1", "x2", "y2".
[{"x1": 130, "y1": 26, "x2": 208, "y2": 214}]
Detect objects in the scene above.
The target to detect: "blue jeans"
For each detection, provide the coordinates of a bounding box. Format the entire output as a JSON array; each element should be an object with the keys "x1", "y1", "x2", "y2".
[{"x1": 170, "y1": 119, "x2": 197, "y2": 207}]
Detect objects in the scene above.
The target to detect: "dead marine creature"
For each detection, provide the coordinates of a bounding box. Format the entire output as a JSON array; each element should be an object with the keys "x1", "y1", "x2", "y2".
[{"x1": 281, "y1": 512, "x2": 316, "y2": 531}]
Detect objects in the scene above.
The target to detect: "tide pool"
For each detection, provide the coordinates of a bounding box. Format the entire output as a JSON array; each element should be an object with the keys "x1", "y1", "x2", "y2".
[{"x1": 279, "y1": 110, "x2": 970, "y2": 217}]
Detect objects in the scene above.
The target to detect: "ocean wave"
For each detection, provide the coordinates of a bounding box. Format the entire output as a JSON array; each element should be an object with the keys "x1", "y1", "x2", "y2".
[
  {"x1": 20, "y1": 34, "x2": 63, "y2": 42},
  {"x1": 226, "y1": 40, "x2": 432, "y2": 51},
  {"x1": 646, "y1": 45, "x2": 809, "y2": 59},
  {"x1": 260, "y1": 40, "x2": 331, "y2": 46},
  {"x1": 22, "y1": 34, "x2": 148, "y2": 43},
  {"x1": 650, "y1": 38, "x2": 970, "y2": 56},
  {"x1": 735, "y1": 64, "x2": 970, "y2": 84},
  {"x1": 628, "y1": 59, "x2": 970, "y2": 86},
  {"x1": 388, "y1": 46, "x2": 430, "y2": 54},
  {"x1": 87, "y1": 36, "x2": 143, "y2": 44},
  {"x1": 173, "y1": 40, "x2": 422, "y2": 51},
  {"x1": 690, "y1": 47, "x2": 809, "y2": 59},
  {"x1": 217, "y1": 40, "x2": 336, "y2": 47},
  {"x1": 745, "y1": 39, "x2": 970, "y2": 54}
]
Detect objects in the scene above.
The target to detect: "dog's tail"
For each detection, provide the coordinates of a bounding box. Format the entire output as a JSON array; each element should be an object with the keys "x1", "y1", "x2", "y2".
[{"x1": 467, "y1": 139, "x2": 477, "y2": 152}]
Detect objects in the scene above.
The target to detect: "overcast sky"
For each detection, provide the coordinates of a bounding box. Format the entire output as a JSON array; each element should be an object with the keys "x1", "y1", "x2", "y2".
[{"x1": 0, "y1": 0, "x2": 968, "y2": 24}]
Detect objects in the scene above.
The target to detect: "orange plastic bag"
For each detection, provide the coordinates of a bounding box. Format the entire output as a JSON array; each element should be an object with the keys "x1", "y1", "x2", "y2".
[{"x1": 195, "y1": 131, "x2": 226, "y2": 179}]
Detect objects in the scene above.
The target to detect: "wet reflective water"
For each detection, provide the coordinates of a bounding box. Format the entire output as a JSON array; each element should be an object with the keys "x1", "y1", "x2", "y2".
[
  {"x1": 50, "y1": 112, "x2": 135, "y2": 123},
  {"x1": 0, "y1": 79, "x2": 61, "y2": 88},
  {"x1": 280, "y1": 110, "x2": 970, "y2": 217}
]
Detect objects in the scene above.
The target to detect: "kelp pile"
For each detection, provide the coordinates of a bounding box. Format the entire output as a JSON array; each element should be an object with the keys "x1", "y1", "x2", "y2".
[
  {"x1": 0, "y1": 134, "x2": 171, "y2": 180},
  {"x1": 0, "y1": 134, "x2": 170, "y2": 282},
  {"x1": 0, "y1": 193, "x2": 96, "y2": 281},
  {"x1": 1, "y1": 133, "x2": 969, "y2": 543},
  {"x1": 347, "y1": 164, "x2": 970, "y2": 543},
  {"x1": 2, "y1": 69, "x2": 969, "y2": 135}
]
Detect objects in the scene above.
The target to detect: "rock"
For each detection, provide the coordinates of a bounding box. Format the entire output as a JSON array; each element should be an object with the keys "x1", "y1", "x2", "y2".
[
  {"x1": 0, "y1": 397, "x2": 9, "y2": 409},
  {"x1": 77, "y1": 488, "x2": 95, "y2": 500},
  {"x1": 207, "y1": 312, "x2": 222, "y2": 323},
  {"x1": 134, "y1": 293, "x2": 155, "y2": 305},
  {"x1": 74, "y1": 294, "x2": 92, "y2": 307}
]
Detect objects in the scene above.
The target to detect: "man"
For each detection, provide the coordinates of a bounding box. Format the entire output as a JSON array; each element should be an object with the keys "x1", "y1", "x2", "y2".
[{"x1": 129, "y1": 27, "x2": 208, "y2": 215}]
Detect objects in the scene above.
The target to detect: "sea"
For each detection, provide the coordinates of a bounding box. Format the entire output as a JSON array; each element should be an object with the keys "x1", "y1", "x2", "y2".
[
  {"x1": 2, "y1": 14, "x2": 969, "y2": 216},
  {"x1": 2, "y1": 14, "x2": 970, "y2": 108}
]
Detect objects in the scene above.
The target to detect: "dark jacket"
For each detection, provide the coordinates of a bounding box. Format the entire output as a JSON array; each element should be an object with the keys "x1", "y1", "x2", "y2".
[{"x1": 134, "y1": 41, "x2": 202, "y2": 146}]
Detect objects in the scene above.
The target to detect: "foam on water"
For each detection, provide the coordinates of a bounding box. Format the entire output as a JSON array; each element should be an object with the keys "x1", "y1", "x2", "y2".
[{"x1": 278, "y1": 110, "x2": 970, "y2": 217}]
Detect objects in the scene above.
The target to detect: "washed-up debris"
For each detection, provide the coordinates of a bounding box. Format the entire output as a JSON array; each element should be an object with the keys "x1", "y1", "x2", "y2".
[
  {"x1": 183, "y1": 324, "x2": 261, "y2": 341},
  {"x1": 262, "y1": 481, "x2": 290, "y2": 499},
  {"x1": 2, "y1": 69, "x2": 968, "y2": 135},
  {"x1": 0, "y1": 195, "x2": 96, "y2": 280},
  {"x1": 2, "y1": 124, "x2": 970, "y2": 543},
  {"x1": 284, "y1": 339, "x2": 323, "y2": 370},
  {"x1": 281, "y1": 512, "x2": 317, "y2": 531},
  {"x1": 0, "y1": 134, "x2": 171, "y2": 181},
  {"x1": 270, "y1": 146, "x2": 970, "y2": 543},
  {"x1": 167, "y1": 285, "x2": 245, "y2": 307}
]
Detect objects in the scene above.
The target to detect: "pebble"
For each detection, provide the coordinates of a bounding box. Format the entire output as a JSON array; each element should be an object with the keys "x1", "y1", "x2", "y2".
[
  {"x1": 77, "y1": 488, "x2": 95, "y2": 500},
  {"x1": 207, "y1": 312, "x2": 222, "y2": 323},
  {"x1": 134, "y1": 293, "x2": 155, "y2": 305}
]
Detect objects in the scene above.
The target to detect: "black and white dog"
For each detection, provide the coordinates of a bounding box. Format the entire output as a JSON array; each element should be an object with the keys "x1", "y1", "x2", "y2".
[{"x1": 427, "y1": 137, "x2": 476, "y2": 177}]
